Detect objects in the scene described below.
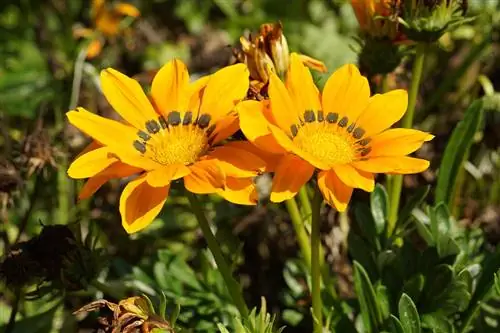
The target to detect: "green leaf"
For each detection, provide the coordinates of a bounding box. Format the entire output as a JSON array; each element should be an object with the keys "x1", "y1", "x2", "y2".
[
  {"x1": 397, "y1": 186, "x2": 430, "y2": 228},
  {"x1": 376, "y1": 284, "x2": 391, "y2": 320},
  {"x1": 353, "y1": 261, "x2": 383, "y2": 333},
  {"x1": 390, "y1": 315, "x2": 405, "y2": 333},
  {"x1": 398, "y1": 293, "x2": 421, "y2": 333},
  {"x1": 435, "y1": 99, "x2": 484, "y2": 207},
  {"x1": 402, "y1": 274, "x2": 425, "y2": 303},
  {"x1": 353, "y1": 202, "x2": 380, "y2": 249},
  {"x1": 412, "y1": 211, "x2": 435, "y2": 246},
  {"x1": 421, "y1": 314, "x2": 454, "y2": 333},
  {"x1": 371, "y1": 184, "x2": 388, "y2": 235}
]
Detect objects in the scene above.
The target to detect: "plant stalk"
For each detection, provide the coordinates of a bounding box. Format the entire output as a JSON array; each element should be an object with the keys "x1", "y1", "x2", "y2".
[
  {"x1": 311, "y1": 186, "x2": 323, "y2": 333},
  {"x1": 186, "y1": 191, "x2": 249, "y2": 318},
  {"x1": 286, "y1": 198, "x2": 312, "y2": 268}
]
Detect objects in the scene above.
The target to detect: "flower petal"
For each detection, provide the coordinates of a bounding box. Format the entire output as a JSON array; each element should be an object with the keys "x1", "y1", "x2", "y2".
[
  {"x1": 207, "y1": 141, "x2": 266, "y2": 177},
  {"x1": 321, "y1": 64, "x2": 370, "y2": 123},
  {"x1": 199, "y1": 64, "x2": 249, "y2": 123},
  {"x1": 68, "y1": 146, "x2": 117, "y2": 179},
  {"x1": 114, "y1": 2, "x2": 140, "y2": 17},
  {"x1": 209, "y1": 114, "x2": 239, "y2": 145},
  {"x1": 356, "y1": 90, "x2": 408, "y2": 136},
  {"x1": 145, "y1": 164, "x2": 191, "y2": 187},
  {"x1": 317, "y1": 170, "x2": 353, "y2": 211},
  {"x1": 119, "y1": 174, "x2": 169, "y2": 234},
  {"x1": 298, "y1": 54, "x2": 328, "y2": 73},
  {"x1": 352, "y1": 156, "x2": 430, "y2": 174},
  {"x1": 286, "y1": 53, "x2": 321, "y2": 116},
  {"x1": 333, "y1": 164, "x2": 374, "y2": 192},
  {"x1": 369, "y1": 128, "x2": 434, "y2": 157},
  {"x1": 151, "y1": 59, "x2": 190, "y2": 118},
  {"x1": 79, "y1": 176, "x2": 109, "y2": 200},
  {"x1": 268, "y1": 69, "x2": 302, "y2": 135},
  {"x1": 219, "y1": 177, "x2": 258, "y2": 205},
  {"x1": 86, "y1": 38, "x2": 103, "y2": 59},
  {"x1": 101, "y1": 68, "x2": 158, "y2": 130},
  {"x1": 270, "y1": 154, "x2": 314, "y2": 202},
  {"x1": 184, "y1": 160, "x2": 224, "y2": 194}
]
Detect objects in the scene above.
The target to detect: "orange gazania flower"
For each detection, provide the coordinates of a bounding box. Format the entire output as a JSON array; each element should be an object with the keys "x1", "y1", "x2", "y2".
[
  {"x1": 73, "y1": 0, "x2": 140, "y2": 59},
  {"x1": 351, "y1": 0, "x2": 404, "y2": 41},
  {"x1": 238, "y1": 53, "x2": 432, "y2": 210},
  {"x1": 67, "y1": 60, "x2": 265, "y2": 233}
]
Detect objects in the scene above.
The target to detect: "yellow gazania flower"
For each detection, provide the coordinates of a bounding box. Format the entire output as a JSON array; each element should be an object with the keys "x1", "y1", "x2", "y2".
[
  {"x1": 238, "y1": 53, "x2": 432, "y2": 211},
  {"x1": 73, "y1": 0, "x2": 140, "y2": 59},
  {"x1": 67, "y1": 60, "x2": 265, "y2": 233},
  {"x1": 351, "y1": 0, "x2": 404, "y2": 42}
]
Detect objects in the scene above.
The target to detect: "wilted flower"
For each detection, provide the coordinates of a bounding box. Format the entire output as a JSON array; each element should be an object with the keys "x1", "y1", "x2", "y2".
[
  {"x1": 233, "y1": 22, "x2": 327, "y2": 98},
  {"x1": 74, "y1": 295, "x2": 173, "y2": 333},
  {"x1": 238, "y1": 54, "x2": 432, "y2": 210},
  {"x1": 0, "y1": 159, "x2": 21, "y2": 220},
  {"x1": 73, "y1": 0, "x2": 140, "y2": 59},
  {"x1": 351, "y1": 0, "x2": 403, "y2": 41}
]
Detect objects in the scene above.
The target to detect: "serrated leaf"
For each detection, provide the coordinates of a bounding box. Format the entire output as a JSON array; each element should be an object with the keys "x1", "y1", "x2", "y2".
[
  {"x1": 371, "y1": 184, "x2": 388, "y2": 235},
  {"x1": 398, "y1": 293, "x2": 421, "y2": 333}
]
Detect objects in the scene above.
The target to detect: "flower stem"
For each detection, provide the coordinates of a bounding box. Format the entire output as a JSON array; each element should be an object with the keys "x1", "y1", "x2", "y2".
[
  {"x1": 5, "y1": 288, "x2": 21, "y2": 333},
  {"x1": 311, "y1": 186, "x2": 323, "y2": 333},
  {"x1": 286, "y1": 198, "x2": 312, "y2": 268},
  {"x1": 298, "y1": 186, "x2": 312, "y2": 223},
  {"x1": 387, "y1": 43, "x2": 426, "y2": 236},
  {"x1": 186, "y1": 191, "x2": 249, "y2": 318}
]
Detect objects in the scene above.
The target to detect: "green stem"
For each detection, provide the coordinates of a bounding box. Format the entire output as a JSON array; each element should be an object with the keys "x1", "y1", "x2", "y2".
[
  {"x1": 286, "y1": 198, "x2": 312, "y2": 268},
  {"x1": 5, "y1": 288, "x2": 21, "y2": 333},
  {"x1": 311, "y1": 186, "x2": 323, "y2": 333},
  {"x1": 298, "y1": 186, "x2": 312, "y2": 223},
  {"x1": 186, "y1": 192, "x2": 249, "y2": 318},
  {"x1": 387, "y1": 43, "x2": 426, "y2": 236}
]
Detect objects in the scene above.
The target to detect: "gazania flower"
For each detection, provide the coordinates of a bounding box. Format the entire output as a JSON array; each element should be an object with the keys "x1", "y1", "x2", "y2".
[
  {"x1": 73, "y1": 0, "x2": 140, "y2": 59},
  {"x1": 233, "y1": 22, "x2": 327, "y2": 98},
  {"x1": 67, "y1": 59, "x2": 265, "y2": 233},
  {"x1": 238, "y1": 53, "x2": 432, "y2": 211}
]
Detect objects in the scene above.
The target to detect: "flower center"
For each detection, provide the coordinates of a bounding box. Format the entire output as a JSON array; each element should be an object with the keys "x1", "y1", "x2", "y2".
[{"x1": 132, "y1": 111, "x2": 215, "y2": 166}]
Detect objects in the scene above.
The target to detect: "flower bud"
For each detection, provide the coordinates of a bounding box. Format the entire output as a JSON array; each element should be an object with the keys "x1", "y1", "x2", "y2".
[{"x1": 351, "y1": 0, "x2": 405, "y2": 42}]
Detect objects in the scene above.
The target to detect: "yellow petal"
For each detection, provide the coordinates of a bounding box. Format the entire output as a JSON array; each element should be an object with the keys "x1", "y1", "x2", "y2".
[
  {"x1": 86, "y1": 38, "x2": 103, "y2": 59},
  {"x1": 208, "y1": 114, "x2": 240, "y2": 145},
  {"x1": 184, "y1": 160, "x2": 224, "y2": 194},
  {"x1": 199, "y1": 64, "x2": 249, "y2": 123},
  {"x1": 68, "y1": 146, "x2": 118, "y2": 179},
  {"x1": 91, "y1": 0, "x2": 105, "y2": 19},
  {"x1": 188, "y1": 75, "x2": 210, "y2": 116},
  {"x1": 298, "y1": 54, "x2": 328, "y2": 73},
  {"x1": 151, "y1": 59, "x2": 190, "y2": 118},
  {"x1": 356, "y1": 90, "x2": 408, "y2": 136},
  {"x1": 207, "y1": 141, "x2": 266, "y2": 178},
  {"x1": 333, "y1": 164, "x2": 374, "y2": 192},
  {"x1": 268, "y1": 69, "x2": 301, "y2": 135},
  {"x1": 270, "y1": 154, "x2": 314, "y2": 202},
  {"x1": 73, "y1": 27, "x2": 94, "y2": 39},
  {"x1": 145, "y1": 164, "x2": 191, "y2": 187},
  {"x1": 321, "y1": 64, "x2": 370, "y2": 123},
  {"x1": 218, "y1": 177, "x2": 258, "y2": 205},
  {"x1": 114, "y1": 3, "x2": 140, "y2": 17},
  {"x1": 317, "y1": 170, "x2": 353, "y2": 211},
  {"x1": 101, "y1": 68, "x2": 158, "y2": 130},
  {"x1": 120, "y1": 174, "x2": 169, "y2": 234},
  {"x1": 352, "y1": 156, "x2": 430, "y2": 174},
  {"x1": 286, "y1": 53, "x2": 321, "y2": 115},
  {"x1": 369, "y1": 128, "x2": 434, "y2": 157}
]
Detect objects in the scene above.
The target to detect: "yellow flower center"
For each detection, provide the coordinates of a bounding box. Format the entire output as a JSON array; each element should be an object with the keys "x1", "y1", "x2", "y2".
[{"x1": 132, "y1": 111, "x2": 214, "y2": 166}]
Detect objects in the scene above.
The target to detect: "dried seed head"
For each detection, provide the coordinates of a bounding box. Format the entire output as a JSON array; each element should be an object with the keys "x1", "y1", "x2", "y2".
[{"x1": 14, "y1": 125, "x2": 58, "y2": 177}]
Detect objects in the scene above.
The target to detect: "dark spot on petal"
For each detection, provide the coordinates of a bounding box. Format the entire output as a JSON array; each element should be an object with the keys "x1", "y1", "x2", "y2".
[
  {"x1": 304, "y1": 110, "x2": 316, "y2": 123},
  {"x1": 137, "y1": 130, "x2": 150, "y2": 141},
  {"x1": 197, "y1": 114, "x2": 211, "y2": 129},
  {"x1": 326, "y1": 112, "x2": 338, "y2": 123},
  {"x1": 183, "y1": 111, "x2": 193, "y2": 125},
  {"x1": 158, "y1": 116, "x2": 168, "y2": 129},
  {"x1": 338, "y1": 116, "x2": 348, "y2": 128},
  {"x1": 133, "y1": 140, "x2": 146, "y2": 153},
  {"x1": 360, "y1": 147, "x2": 371, "y2": 157},
  {"x1": 168, "y1": 111, "x2": 181, "y2": 126},
  {"x1": 347, "y1": 123, "x2": 355, "y2": 133},
  {"x1": 317, "y1": 111, "x2": 324, "y2": 122},
  {"x1": 290, "y1": 124, "x2": 298, "y2": 137},
  {"x1": 358, "y1": 138, "x2": 371, "y2": 146},
  {"x1": 206, "y1": 124, "x2": 216, "y2": 136},
  {"x1": 146, "y1": 120, "x2": 160, "y2": 134},
  {"x1": 353, "y1": 127, "x2": 365, "y2": 139}
]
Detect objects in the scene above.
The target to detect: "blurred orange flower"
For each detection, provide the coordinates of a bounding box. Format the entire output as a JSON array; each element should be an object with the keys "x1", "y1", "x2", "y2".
[{"x1": 351, "y1": 0, "x2": 405, "y2": 42}]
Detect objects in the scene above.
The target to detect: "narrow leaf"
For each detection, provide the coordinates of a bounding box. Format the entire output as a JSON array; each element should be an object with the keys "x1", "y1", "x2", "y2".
[
  {"x1": 371, "y1": 184, "x2": 388, "y2": 234},
  {"x1": 354, "y1": 261, "x2": 383, "y2": 333},
  {"x1": 399, "y1": 293, "x2": 421, "y2": 333}
]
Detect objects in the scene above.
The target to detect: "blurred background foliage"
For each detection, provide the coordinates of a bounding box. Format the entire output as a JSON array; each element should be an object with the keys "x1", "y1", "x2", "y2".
[{"x1": 0, "y1": 0, "x2": 500, "y2": 332}]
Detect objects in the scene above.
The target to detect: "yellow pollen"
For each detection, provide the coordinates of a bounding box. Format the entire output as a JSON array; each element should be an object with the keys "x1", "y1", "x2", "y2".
[
  {"x1": 146, "y1": 125, "x2": 209, "y2": 165},
  {"x1": 293, "y1": 124, "x2": 355, "y2": 165}
]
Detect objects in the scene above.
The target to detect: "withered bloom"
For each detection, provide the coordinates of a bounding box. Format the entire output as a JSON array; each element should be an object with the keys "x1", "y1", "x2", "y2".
[
  {"x1": 74, "y1": 296, "x2": 173, "y2": 333},
  {"x1": 233, "y1": 22, "x2": 327, "y2": 98},
  {"x1": 0, "y1": 159, "x2": 22, "y2": 221}
]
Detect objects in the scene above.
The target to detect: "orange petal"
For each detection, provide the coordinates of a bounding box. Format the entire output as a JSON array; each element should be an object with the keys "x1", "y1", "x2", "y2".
[
  {"x1": 286, "y1": 53, "x2": 321, "y2": 115},
  {"x1": 68, "y1": 146, "x2": 118, "y2": 179},
  {"x1": 73, "y1": 27, "x2": 94, "y2": 39},
  {"x1": 78, "y1": 176, "x2": 109, "y2": 200},
  {"x1": 207, "y1": 141, "x2": 266, "y2": 177},
  {"x1": 317, "y1": 170, "x2": 353, "y2": 211},
  {"x1": 199, "y1": 64, "x2": 249, "y2": 123},
  {"x1": 369, "y1": 128, "x2": 434, "y2": 157},
  {"x1": 333, "y1": 164, "x2": 374, "y2": 192},
  {"x1": 184, "y1": 160, "x2": 224, "y2": 194},
  {"x1": 86, "y1": 38, "x2": 103, "y2": 59},
  {"x1": 237, "y1": 100, "x2": 286, "y2": 155},
  {"x1": 352, "y1": 156, "x2": 430, "y2": 174},
  {"x1": 101, "y1": 68, "x2": 158, "y2": 130},
  {"x1": 298, "y1": 54, "x2": 328, "y2": 73},
  {"x1": 232, "y1": 140, "x2": 283, "y2": 173},
  {"x1": 270, "y1": 154, "x2": 314, "y2": 202},
  {"x1": 188, "y1": 75, "x2": 210, "y2": 117},
  {"x1": 356, "y1": 90, "x2": 408, "y2": 136},
  {"x1": 145, "y1": 164, "x2": 191, "y2": 187},
  {"x1": 91, "y1": 0, "x2": 105, "y2": 19},
  {"x1": 151, "y1": 59, "x2": 190, "y2": 118},
  {"x1": 268, "y1": 69, "x2": 301, "y2": 135},
  {"x1": 120, "y1": 175, "x2": 169, "y2": 233},
  {"x1": 321, "y1": 64, "x2": 370, "y2": 123},
  {"x1": 114, "y1": 3, "x2": 140, "y2": 17},
  {"x1": 209, "y1": 114, "x2": 239, "y2": 145},
  {"x1": 219, "y1": 177, "x2": 258, "y2": 205}
]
